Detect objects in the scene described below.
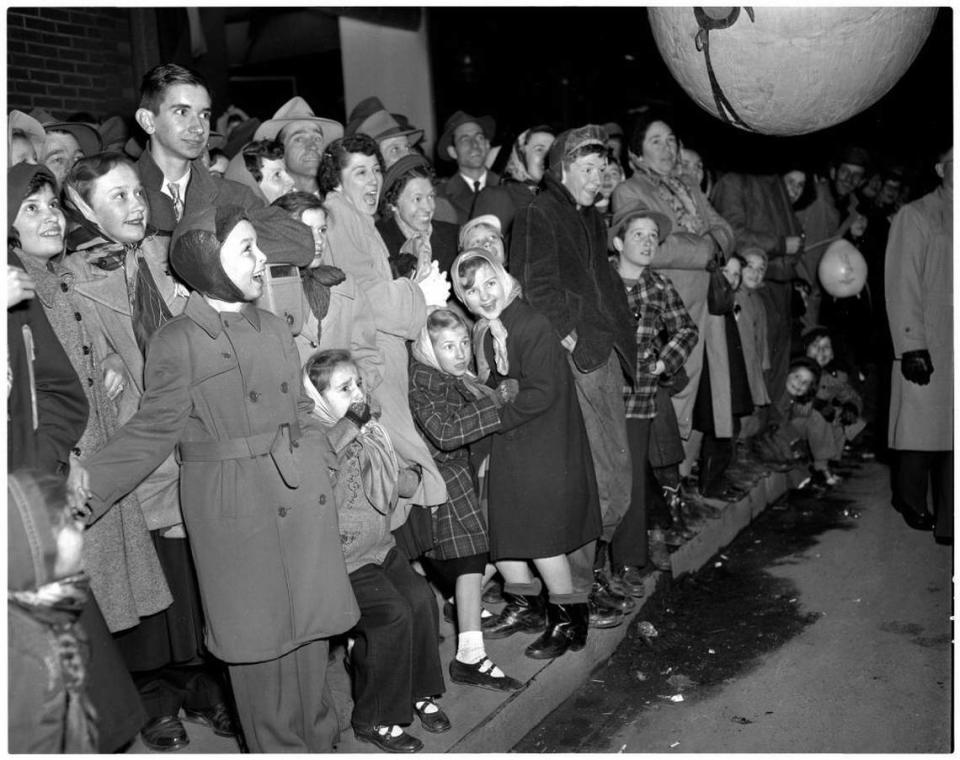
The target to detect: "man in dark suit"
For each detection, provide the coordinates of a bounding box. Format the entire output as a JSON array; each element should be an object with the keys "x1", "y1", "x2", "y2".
[{"x1": 437, "y1": 110, "x2": 500, "y2": 225}]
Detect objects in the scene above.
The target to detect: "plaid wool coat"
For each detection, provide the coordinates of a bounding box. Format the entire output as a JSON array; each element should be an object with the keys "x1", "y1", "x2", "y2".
[{"x1": 408, "y1": 361, "x2": 502, "y2": 560}]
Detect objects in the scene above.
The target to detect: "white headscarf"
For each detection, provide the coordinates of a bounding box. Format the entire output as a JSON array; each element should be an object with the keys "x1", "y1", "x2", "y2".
[{"x1": 450, "y1": 249, "x2": 522, "y2": 382}]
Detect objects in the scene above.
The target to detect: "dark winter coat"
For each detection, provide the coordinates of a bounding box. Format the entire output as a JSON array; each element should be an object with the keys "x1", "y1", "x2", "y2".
[
  {"x1": 510, "y1": 173, "x2": 636, "y2": 378},
  {"x1": 479, "y1": 298, "x2": 600, "y2": 559},
  {"x1": 82, "y1": 294, "x2": 360, "y2": 663},
  {"x1": 7, "y1": 249, "x2": 88, "y2": 474},
  {"x1": 438, "y1": 170, "x2": 501, "y2": 226},
  {"x1": 376, "y1": 215, "x2": 460, "y2": 279},
  {"x1": 473, "y1": 179, "x2": 541, "y2": 242},
  {"x1": 711, "y1": 172, "x2": 804, "y2": 282}
]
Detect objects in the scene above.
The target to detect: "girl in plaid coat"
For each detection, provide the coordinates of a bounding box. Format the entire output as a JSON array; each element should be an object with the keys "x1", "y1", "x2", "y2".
[{"x1": 409, "y1": 308, "x2": 522, "y2": 692}]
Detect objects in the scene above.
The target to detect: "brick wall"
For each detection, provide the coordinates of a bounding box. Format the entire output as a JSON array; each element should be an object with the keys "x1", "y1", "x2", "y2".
[{"x1": 7, "y1": 7, "x2": 138, "y2": 119}]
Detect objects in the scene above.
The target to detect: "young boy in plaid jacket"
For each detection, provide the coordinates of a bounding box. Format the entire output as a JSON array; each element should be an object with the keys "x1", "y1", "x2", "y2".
[{"x1": 607, "y1": 202, "x2": 699, "y2": 593}]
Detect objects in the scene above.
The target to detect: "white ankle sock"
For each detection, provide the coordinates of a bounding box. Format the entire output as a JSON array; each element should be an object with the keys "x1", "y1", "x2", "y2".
[{"x1": 456, "y1": 631, "x2": 486, "y2": 664}]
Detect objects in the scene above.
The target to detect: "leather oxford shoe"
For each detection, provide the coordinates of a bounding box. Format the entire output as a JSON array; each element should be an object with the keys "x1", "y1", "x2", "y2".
[{"x1": 141, "y1": 715, "x2": 189, "y2": 752}]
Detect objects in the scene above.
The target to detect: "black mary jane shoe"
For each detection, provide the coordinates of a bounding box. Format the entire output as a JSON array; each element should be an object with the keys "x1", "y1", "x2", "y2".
[
  {"x1": 354, "y1": 725, "x2": 423, "y2": 753},
  {"x1": 449, "y1": 657, "x2": 522, "y2": 692},
  {"x1": 141, "y1": 715, "x2": 190, "y2": 752},
  {"x1": 413, "y1": 697, "x2": 451, "y2": 734}
]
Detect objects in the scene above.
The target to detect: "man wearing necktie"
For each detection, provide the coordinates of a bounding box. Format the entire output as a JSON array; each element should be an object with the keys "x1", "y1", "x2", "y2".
[
  {"x1": 437, "y1": 110, "x2": 500, "y2": 225},
  {"x1": 132, "y1": 63, "x2": 314, "y2": 269}
]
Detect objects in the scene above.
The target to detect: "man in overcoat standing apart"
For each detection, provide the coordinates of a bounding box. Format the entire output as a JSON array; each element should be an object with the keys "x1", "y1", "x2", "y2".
[
  {"x1": 884, "y1": 145, "x2": 953, "y2": 543},
  {"x1": 510, "y1": 125, "x2": 637, "y2": 626}
]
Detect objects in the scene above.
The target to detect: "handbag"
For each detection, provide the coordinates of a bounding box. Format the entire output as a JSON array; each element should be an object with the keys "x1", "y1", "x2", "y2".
[{"x1": 706, "y1": 251, "x2": 735, "y2": 316}]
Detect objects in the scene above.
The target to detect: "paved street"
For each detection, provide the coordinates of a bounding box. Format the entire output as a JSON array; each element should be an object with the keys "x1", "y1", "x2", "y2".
[{"x1": 516, "y1": 461, "x2": 953, "y2": 753}]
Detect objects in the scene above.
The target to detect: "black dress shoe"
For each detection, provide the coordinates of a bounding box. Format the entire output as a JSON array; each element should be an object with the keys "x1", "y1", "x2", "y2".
[
  {"x1": 182, "y1": 703, "x2": 239, "y2": 738},
  {"x1": 901, "y1": 509, "x2": 935, "y2": 531},
  {"x1": 354, "y1": 725, "x2": 423, "y2": 753},
  {"x1": 141, "y1": 715, "x2": 190, "y2": 752},
  {"x1": 592, "y1": 569, "x2": 636, "y2": 613},
  {"x1": 413, "y1": 697, "x2": 451, "y2": 734},
  {"x1": 449, "y1": 656, "x2": 522, "y2": 691},
  {"x1": 588, "y1": 595, "x2": 624, "y2": 629},
  {"x1": 483, "y1": 592, "x2": 545, "y2": 639}
]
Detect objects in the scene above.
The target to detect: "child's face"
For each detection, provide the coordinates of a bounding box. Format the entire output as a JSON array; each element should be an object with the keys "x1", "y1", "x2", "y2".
[
  {"x1": 321, "y1": 362, "x2": 364, "y2": 420},
  {"x1": 431, "y1": 325, "x2": 471, "y2": 377},
  {"x1": 806, "y1": 335, "x2": 834, "y2": 368},
  {"x1": 461, "y1": 263, "x2": 507, "y2": 321},
  {"x1": 722, "y1": 258, "x2": 742, "y2": 290},
  {"x1": 462, "y1": 224, "x2": 505, "y2": 265},
  {"x1": 786, "y1": 367, "x2": 815, "y2": 398},
  {"x1": 742, "y1": 253, "x2": 767, "y2": 290},
  {"x1": 300, "y1": 208, "x2": 328, "y2": 268},
  {"x1": 615, "y1": 217, "x2": 659, "y2": 269}
]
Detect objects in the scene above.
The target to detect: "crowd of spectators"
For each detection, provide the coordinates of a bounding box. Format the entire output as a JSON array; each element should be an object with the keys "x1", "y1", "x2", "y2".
[{"x1": 7, "y1": 61, "x2": 952, "y2": 753}]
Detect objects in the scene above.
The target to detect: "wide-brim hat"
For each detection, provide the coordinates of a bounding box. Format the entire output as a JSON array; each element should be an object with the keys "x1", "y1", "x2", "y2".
[
  {"x1": 223, "y1": 118, "x2": 261, "y2": 159},
  {"x1": 437, "y1": 110, "x2": 495, "y2": 158},
  {"x1": 253, "y1": 96, "x2": 343, "y2": 145},
  {"x1": 346, "y1": 96, "x2": 423, "y2": 146},
  {"x1": 608, "y1": 202, "x2": 673, "y2": 249},
  {"x1": 8, "y1": 110, "x2": 46, "y2": 154},
  {"x1": 29, "y1": 108, "x2": 103, "y2": 157}
]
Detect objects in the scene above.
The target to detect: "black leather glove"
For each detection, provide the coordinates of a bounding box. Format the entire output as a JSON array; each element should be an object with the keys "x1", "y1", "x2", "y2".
[
  {"x1": 901, "y1": 349, "x2": 933, "y2": 385},
  {"x1": 345, "y1": 400, "x2": 372, "y2": 428},
  {"x1": 839, "y1": 402, "x2": 859, "y2": 427}
]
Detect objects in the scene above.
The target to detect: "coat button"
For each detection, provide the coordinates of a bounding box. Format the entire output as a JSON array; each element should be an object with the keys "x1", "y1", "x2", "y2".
[
  {"x1": 222, "y1": 352, "x2": 231, "y2": 359},
  {"x1": 72, "y1": 447, "x2": 81, "y2": 456},
  {"x1": 280, "y1": 382, "x2": 288, "y2": 393},
  {"x1": 87, "y1": 377, "x2": 94, "y2": 386},
  {"x1": 74, "y1": 312, "x2": 82, "y2": 321},
  {"x1": 60, "y1": 282, "x2": 69, "y2": 292},
  {"x1": 82, "y1": 345, "x2": 90, "y2": 355},
  {"x1": 278, "y1": 507, "x2": 287, "y2": 517},
  {"x1": 318, "y1": 494, "x2": 326, "y2": 505},
  {"x1": 291, "y1": 440, "x2": 299, "y2": 448},
  {"x1": 249, "y1": 391, "x2": 260, "y2": 402}
]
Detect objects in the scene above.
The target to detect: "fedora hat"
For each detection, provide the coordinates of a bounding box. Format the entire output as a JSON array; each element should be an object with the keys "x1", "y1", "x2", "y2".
[
  {"x1": 253, "y1": 96, "x2": 343, "y2": 145},
  {"x1": 437, "y1": 110, "x2": 495, "y2": 158},
  {"x1": 29, "y1": 108, "x2": 103, "y2": 157},
  {"x1": 346, "y1": 96, "x2": 423, "y2": 146},
  {"x1": 608, "y1": 202, "x2": 673, "y2": 249},
  {"x1": 8, "y1": 110, "x2": 46, "y2": 154}
]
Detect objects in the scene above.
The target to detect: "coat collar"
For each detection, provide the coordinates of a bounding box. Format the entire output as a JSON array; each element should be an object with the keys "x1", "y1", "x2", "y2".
[
  {"x1": 138, "y1": 148, "x2": 218, "y2": 231},
  {"x1": 184, "y1": 291, "x2": 262, "y2": 338}
]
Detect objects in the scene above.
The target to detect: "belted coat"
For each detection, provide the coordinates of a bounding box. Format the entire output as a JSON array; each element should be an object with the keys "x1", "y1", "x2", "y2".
[{"x1": 83, "y1": 294, "x2": 360, "y2": 663}]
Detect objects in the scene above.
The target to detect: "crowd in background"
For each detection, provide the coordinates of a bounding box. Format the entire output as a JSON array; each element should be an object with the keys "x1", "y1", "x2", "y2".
[{"x1": 7, "y1": 61, "x2": 952, "y2": 753}]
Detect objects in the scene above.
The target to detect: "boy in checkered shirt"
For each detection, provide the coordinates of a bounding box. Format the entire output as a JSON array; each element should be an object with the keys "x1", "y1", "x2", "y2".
[{"x1": 607, "y1": 202, "x2": 698, "y2": 594}]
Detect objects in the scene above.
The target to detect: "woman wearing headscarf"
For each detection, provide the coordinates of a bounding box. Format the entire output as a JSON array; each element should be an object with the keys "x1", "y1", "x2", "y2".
[{"x1": 473, "y1": 125, "x2": 555, "y2": 243}]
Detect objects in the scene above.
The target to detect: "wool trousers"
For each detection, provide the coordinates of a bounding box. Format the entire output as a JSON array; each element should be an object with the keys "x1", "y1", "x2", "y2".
[
  {"x1": 610, "y1": 418, "x2": 652, "y2": 568},
  {"x1": 892, "y1": 449, "x2": 953, "y2": 540},
  {"x1": 228, "y1": 638, "x2": 339, "y2": 752},
  {"x1": 348, "y1": 547, "x2": 445, "y2": 729},
  {"x1": 567, "y1": 350, "x2": 632, "y2": 542}
]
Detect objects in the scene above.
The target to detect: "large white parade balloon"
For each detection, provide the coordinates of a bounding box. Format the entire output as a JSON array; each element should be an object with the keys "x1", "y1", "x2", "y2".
[{"x1": 649, "y1": 7, "x2": 937, "y2": 136}]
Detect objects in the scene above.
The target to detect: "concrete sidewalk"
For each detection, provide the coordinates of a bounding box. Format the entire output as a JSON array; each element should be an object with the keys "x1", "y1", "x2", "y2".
[{"x1": 130, "y1": 466, "x2": 806, "y2": 754}]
